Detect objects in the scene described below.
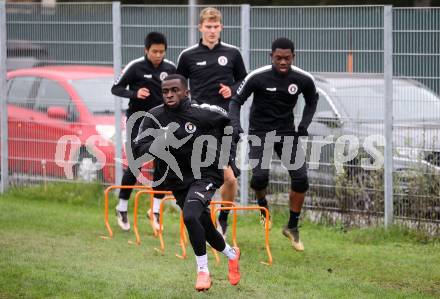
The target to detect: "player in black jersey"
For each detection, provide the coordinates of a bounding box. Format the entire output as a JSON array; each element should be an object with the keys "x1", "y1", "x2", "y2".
[
  {"x1": 177, "y1": 7, "x2": 247, "y2": 239},
  {"x1": 135, "y1": 74, "x2": 241, "y2": 291},
  {"x1": 229, "y1": 37, "x2": 319, "y2": 251},
  {"x1": 111, "y1": 32, "x2": 176, "y2": 232}
]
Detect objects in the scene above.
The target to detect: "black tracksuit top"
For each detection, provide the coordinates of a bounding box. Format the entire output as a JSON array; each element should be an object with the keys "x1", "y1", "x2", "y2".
[
  {"x1": 176, "y1": 39, "x2": 247, "y2": 111},
  {"x1": 229, "y1": 65, "x2": 319, "y2": 135},
  {"x1": 111, "y1": 56, "x2": 176, "y2": 118},
  {"x1": 134, "y1": 99, "x2": 232, "y2": 191}
]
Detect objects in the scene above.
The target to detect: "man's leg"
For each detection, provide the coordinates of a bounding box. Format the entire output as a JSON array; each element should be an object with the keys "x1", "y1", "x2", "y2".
[
  {"x1": 249, "y1": 139, "x2": 272, "y2": 228},
  {"x1": 200, "y1": 207, "x2": 241, "y2": 286},
  {"x1": 283, "y1": 164, "x2": 308, "y2": 252},
  {"x1": 180, "y1": 187, "x2": 213, "y2": 292},
  {"x1": 115, "y1": 167, "x2": 138, "y2": 231},
  {"x1": 148, "y1": 161, "x2": 166, "y2": 231},
  {"x1": 172, "y1": 189, "x2": 212, "y2": 291},
  {"x1": 148, "y1": 193, "x2": 164, "y2": 232},
  {"x1": 116, "y1": 117, "x2": 143, "y2": 231},
  {"x1": 181, "y1": 180, "x2": 241, "y2": 290},
  {"x1": 279, "y1": 136, "x2": 308, "y2": 251},
  {"x1": 217, "y1": 166, "x2": 237, "y2": 237},
  {"x1": 283, "y1": 189, "x2": 307, "y2": 252},
  {"x1": 288, "y1": 190, "x2": 305, "y2": 229}
]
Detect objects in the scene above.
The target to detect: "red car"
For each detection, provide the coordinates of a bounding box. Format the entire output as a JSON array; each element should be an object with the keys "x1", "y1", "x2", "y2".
[{"x1": 5, "y1": 65, "x2": 150, "y2": 183}]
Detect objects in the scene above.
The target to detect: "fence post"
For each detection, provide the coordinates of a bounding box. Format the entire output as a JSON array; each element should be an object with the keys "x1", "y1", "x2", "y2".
[
  {"x1": 383, "y1": 5, "x2": 394, "y2": 228},
  {"x1": 188, "y1": 0, "x2": 197, "y2": 46},
  {"x1": 0, "y1": 0, "x2": 8, "y2": 193},
  {"x1": 112, "y1": 1, "x2": 123, "y2": 186},
  {"x1": 239, "y1": 4, "x2": 250, "y2": 205}
]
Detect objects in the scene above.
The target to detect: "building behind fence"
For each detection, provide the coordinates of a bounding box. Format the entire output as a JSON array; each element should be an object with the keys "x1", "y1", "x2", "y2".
[{"x1": 1, "y1": 3, "x2": 439, "y2": 231}]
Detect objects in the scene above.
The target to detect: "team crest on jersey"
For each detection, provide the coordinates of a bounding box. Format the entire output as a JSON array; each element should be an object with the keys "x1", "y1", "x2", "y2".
[
  {"x1": 160, "y1": 72, "x2": 168, "y2": 81},
  {"x1": 218, "y1": 56, "x2": 228, "y2": 66},
  {"x1": 288, "y1": 84, "x2": 298, "y2": 95},
  {"x1": 185, "y1": 122, "x2": 197, "y2": 133}
]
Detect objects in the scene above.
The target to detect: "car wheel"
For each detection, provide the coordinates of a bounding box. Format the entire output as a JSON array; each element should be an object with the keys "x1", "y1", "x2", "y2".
[{"x1": 73, "y1": 148, "x2": 103, "y2": 182}]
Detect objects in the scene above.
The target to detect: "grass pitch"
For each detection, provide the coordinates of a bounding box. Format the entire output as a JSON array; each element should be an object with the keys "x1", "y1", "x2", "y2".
[{"x1": 1, "y1": 183, "x2": 439, "y2": 298}]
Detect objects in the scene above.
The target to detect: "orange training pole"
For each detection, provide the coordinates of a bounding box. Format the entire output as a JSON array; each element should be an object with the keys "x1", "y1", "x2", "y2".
[
  {"x1": 104, "y1": 185, "x2": 151, "y2": 238},
  {"x1": 213, "y1": 206, "x2": 273, "y2": 266},
  {"x1": 209, "y1": 201, "x2": 237, "y2": 265},
  {"x1": 156, "y1": 196, "x2": 175, "y2": 252},
  {"x1": 209, "y1": 201, "x2": 238, "y2": 247},
  {"x1": 152, "y1": 194, "x2": 187, "y2": 259},
  {"x1": 133, "y1": 189, "x2": 172, "y2": 245},
  {"x1": 176, "y1": 212, "x2": 187, "y2": 259}
]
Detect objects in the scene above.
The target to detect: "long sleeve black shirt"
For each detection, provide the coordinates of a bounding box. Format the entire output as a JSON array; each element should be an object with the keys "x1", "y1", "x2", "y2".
[
  {"x1": 176, "y1": 39, "x2": 247, "y2": 111},
  {"x1": 229, "y1": 65, "x2": 319, "y2": 136},
  {"x1": 135, "y1": 98, "x2": 233, "y2": 191},
  {"x1": 111, "y1": 56, "x2": 176, "y2": 118}
]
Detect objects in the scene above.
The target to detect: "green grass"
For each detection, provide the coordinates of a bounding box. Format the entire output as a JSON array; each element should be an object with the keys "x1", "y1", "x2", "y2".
[{"x1": 1, "y1": 183, "x2": 440, "y2": 298}]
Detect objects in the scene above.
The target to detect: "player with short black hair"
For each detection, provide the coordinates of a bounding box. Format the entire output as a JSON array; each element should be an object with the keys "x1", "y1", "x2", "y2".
[
  {"x1": 144, "y1": 32, "x2": 168, "y2": 50},
  {"x1": 111, "y1": 31, "x2": 176, "y2": 232},
  {"x1": 271, "y1": 37, "x2": 295, "y2": 53},
  {"x1": 229, "y1": 37, "x2": 319, "y2": 251},
  {"x1": 135, "y1": 74, "x2": 241, "y2": 292}
]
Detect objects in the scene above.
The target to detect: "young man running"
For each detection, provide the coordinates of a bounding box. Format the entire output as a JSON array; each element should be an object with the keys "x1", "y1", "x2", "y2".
[
  {"x1": 111, "y1": 32, "x2": 176, "y2": 231},
  {"x1": 135, "y1": 74, "x2": 241, "y2": 291},
  {"x1": 229, "y1": 38, "x2": 319, "y2": 251},
  {"x1": 176, "y1": 7, "x2": 247, "y2": 237}
]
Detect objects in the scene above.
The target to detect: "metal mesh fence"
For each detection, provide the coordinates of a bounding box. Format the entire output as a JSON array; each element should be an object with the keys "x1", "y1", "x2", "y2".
[
  {"x1": 5, "y1": 3, "x2": 115, "y2": 186},
  {"x1": 250, "y1": 6, "x2": 384, "y2": 72},
  {"x1": 1, "y1": 3, "x2": 439, "y2": 226},
  {"x1": 392, "y1": 8, "x2": 440, "y2": 222},
  {"x1": 6, "y1": 2, "x2": 113, "y2": 66},
  {"x1": 120, "y1": 5, "x2": 242, "y2": 66}
]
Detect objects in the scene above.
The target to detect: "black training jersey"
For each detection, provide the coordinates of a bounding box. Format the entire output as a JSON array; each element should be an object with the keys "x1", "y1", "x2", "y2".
[
  {"x1": 135, "y1": 99, "x2": 233, "y2": 191},
  {"x1": 176, "y1": 39, "x2": 247, "y2": 111},
  {"x1": 111, "y1": 56, "x2": 176, "y2": 117},
  {"x1": 229, "y1": 65, "x2": 319, "y2": 135}
]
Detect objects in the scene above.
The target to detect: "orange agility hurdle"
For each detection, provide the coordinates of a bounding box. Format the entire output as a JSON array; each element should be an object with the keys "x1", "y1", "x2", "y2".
[
  {"x1": 133, "y1": 190, "x2": 187, "y2": 259},
  {"x1": 213, "y1": 206, "x2": 273, "y2": 266},
  {"x1": 209, "y1": 201, "x2": 237, "y2": 265},
  {"x1": 133, "y1": 189, "x2": 172, "y2": 243},
  {"x1": 156, "y1": 196, "x2": 188, "y2": 259},
  {"x1": 210, "y1": 201, "x2": 238, "y2": 247},
  {"x1": 104, "y1": 185, "x2": 152, "y2": 238}
]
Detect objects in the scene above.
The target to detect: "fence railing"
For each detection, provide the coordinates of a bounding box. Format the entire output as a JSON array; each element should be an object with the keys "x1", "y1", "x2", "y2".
[{"x1": 1, "y1": 3, "x2": 439, "y2": 229}]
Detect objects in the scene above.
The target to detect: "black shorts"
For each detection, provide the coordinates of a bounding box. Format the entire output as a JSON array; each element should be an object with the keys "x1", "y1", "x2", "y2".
[
  {"x1": 249, "y1": 135, "x2": 308, "y2": 190},
  {"x1": 172, "y1": 179, "x2": 218, "y2": 210}
]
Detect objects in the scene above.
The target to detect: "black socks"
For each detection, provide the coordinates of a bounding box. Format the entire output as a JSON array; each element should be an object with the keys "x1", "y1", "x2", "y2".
[
  {"x1": 288, "y1": 211, "x2": 300, "y2": 229},
  {"x1": 257, "y1": 197, "x2": 268, "y2": 208},
  {"x1": 218, "y1": 209, "x2": 230, "y2": 221},
  {"x1": 257, "y1": 197, "x2": 269, "y2": 217}
]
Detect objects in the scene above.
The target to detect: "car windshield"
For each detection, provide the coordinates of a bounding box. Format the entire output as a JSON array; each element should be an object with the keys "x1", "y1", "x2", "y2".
[
  {"x1": 322, "y1": 77, "x2": 440, "y2": 121},
  {"x1": 71, "y1": 77, "x2": 127, "y2": 114}
]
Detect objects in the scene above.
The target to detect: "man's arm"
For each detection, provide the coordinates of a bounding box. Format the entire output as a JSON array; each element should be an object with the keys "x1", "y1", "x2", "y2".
[
  {"x1": 194, "y1": 103, "x2": 230, "y2": 129},
  {"x1": 297, "y1": 79, "x2": 319, "y2": 136},
  {"x1": 228, "y1": 72, "x2": 255, "y2": 135},
  {"x1": 176, "y1": 52, "x2": 190, "y2": 79},
  {"x1": 230, "y1": 50, "x2": 248, "y2": 95},
  {"x1": 134, "y1": 113, "x2": 160, "y2": 158},
  {"x1": 219, "y1": 51, "x2": 247, "y2": 100},
  {"x1": 200, "y1": 105, "x2": 240, "y2": 177},
  {"x1": 111, "y1": 63, "x2": 138, "y2": 99},
  {"x1": 228, "y1": 134, "x2": 240, "y2": 178}
]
